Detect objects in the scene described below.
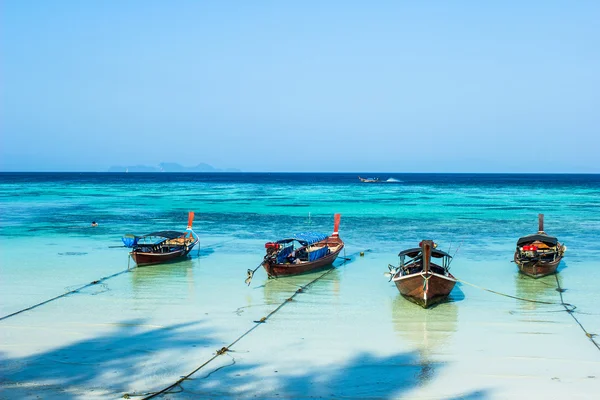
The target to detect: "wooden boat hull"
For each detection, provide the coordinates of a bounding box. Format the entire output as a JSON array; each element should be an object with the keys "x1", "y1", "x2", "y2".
[
  {"x1": 263, "y1": 240, "x2": 344, "y2": 278},
  {"x1": 131, "y1": 241, "x2": 198, "y2": 266},
  {"x1": 514, "y1": 252, "x2": 562, "y2": 278},
  {"x1": 394, "y1": 272, "x2": 456, "y2": 309}
]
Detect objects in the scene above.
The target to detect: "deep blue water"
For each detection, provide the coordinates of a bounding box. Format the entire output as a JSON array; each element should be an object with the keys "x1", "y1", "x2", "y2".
[{"x1": 2, "y1": 172, "x2": 600, "y2": 186}]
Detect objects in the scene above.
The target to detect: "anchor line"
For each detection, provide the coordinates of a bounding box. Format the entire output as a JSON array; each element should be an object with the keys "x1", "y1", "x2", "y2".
[
  {"x1": 0, "y1": 239, "x2": 237, "y2": 322},
  {"x1": 554, "y1": 274, "x2": 600, "y2": 352},
  {"x1": 454, "y1": 277, "x2": 575, "y2": 308},
  {"x1": 455, "y1": 276, "x2": 598, "y2": 352},
  {"x1": 130, "y1": 251, "x2": 363, "y2": 400},
  {"x1": 0, "y1": 268, "x2": 131, "y2": 322}
]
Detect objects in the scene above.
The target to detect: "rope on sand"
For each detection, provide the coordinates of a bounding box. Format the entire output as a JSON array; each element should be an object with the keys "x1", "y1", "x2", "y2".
[{"x1": 127, "y1": 250, "x2": 363, "y2": 400}]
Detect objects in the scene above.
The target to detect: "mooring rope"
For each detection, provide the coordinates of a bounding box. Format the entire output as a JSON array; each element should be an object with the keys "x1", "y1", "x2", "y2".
[
  {"x1": 0, "y1": 239, "x2": 236, "y2": 322},
  {"x1": 454, "y1": 277, "x2": 576, "y2": 310},
  {"x1": 554, "y1": 274, "x2": 600, "y2": 352},
  {"x1": 0, "y1": 268, "x2": 132, "y2": 322},
  {"x1": 455, "y1": 275, "x2": 598, "y2": 352},
  {"x1": 127, "y1": 251, "x2": 362, "y2": 400}
]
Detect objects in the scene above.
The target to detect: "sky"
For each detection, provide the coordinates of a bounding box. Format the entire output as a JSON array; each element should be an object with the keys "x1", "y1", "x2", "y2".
[{"x1": 1, "y1": 0, "x2": 599, "y2": 173}]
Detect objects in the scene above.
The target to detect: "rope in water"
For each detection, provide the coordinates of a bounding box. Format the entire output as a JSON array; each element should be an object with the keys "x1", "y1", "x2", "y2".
[
  {"x1": 454, "y1": 277, "x2": 576, "y2": 310},
  {"x1": 0, "y1": 239, "x2": 234, "y2": 322},
  {"x1": 129, "y1": 250, "x2": 360, "y2": 400},
  {"x1": 455, "y1": 275, "x2": 598, "y2": 352},
  {"x1": 0, "y1": 268, "x2": 132, "y2": 322},
  {"x1": 554, "y1": 274, "x2": 600, "y2": 352}
]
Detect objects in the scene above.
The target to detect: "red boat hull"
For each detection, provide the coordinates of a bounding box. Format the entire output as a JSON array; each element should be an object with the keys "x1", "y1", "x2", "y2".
[
  {"x1": 263, "y1": 238, "x2": 344, "y2": 278},
  {"x1": 394, "y1": 271, "x2": 456, "y2": 309}
]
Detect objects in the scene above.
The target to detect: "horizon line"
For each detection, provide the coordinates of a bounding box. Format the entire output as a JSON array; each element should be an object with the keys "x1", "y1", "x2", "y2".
[{"x1": 1, "y1": 171, "x2": 600, "y2": 175}]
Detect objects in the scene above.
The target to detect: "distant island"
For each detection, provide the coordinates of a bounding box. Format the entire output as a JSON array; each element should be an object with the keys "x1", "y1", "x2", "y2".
[{"x1": 107, "y1": 162, "x2": 241, "y2": 173}]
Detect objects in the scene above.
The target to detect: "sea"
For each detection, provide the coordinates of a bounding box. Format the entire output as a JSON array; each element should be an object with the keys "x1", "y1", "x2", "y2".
[{"x1": 1, "y1": 172, "x2": 599, "y2": 399}]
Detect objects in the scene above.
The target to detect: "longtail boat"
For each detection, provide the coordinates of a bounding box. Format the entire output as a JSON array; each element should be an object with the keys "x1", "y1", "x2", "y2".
[
  {"x1": 245, "y1": 214, "x2": 344, "y2": 284},
  {"x1": 387, "y1": 240, "x2": 456, "y2": 308},
  {"x1": 122, "y1": 212, "x2": 199, "y2": 266},
  {"x1": 358, "y1": 176, "x2": 380, "y2": 183},
  {"x1": 514, "y1": 214, "x2": 566, "y2": 278}
]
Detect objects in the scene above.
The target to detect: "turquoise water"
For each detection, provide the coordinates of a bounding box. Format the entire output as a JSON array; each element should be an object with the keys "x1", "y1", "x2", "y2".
[{"x1": 1, "y1": 173, "x2": 599, "y2": 399}]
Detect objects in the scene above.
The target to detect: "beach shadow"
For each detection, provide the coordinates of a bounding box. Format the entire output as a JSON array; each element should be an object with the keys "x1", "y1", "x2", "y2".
[
  {"x1": 0, "y1": 318, "x2": 491, "y2": 399},
  {"x1": 198, "y1": 247, "x2": 215, "y2": 257},
  {"x1": 447, "y1": 390, "x2": 489, "y2": 399},
  {"x1": 0, "y1": 319, "x2": 216, "y2": 399},
  {"x1": 173, "y1": 350, "x2": 432, "y2": 398},
  {"x1": 167, "y1": 349, "x2": 490, "y2": 399},
  {"x1": 556, "y1": 260, "x2": 568, "y2": 273},
  {"x1": 446, "y1": 283, "x2": 466, "y2": 304}
]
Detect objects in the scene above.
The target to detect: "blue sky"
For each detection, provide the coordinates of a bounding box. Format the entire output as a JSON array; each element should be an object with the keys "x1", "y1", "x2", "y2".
[{"x1": 1, "y1": 1, "x2": 599, "y2": 172}]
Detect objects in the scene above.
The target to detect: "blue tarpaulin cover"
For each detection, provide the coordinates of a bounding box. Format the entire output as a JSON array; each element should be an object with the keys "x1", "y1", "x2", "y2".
[
  {"x1": 122, "y1": 235, "x2": 139, "y2": 248},
  {"x1": 309, "y1": 246, "x2": 329, "y2": 261},
  {"x1": 288, "y1": 232, "x2": 328, "y2": 245},
  {"x1": 276, "y1": 246, "x2": 294, "y2": 264},
  {"x1": 274, "y1": 232, "x2": 329, "y2": 263}
]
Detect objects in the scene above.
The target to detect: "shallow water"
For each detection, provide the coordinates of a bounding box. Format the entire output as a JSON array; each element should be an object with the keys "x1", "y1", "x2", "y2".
[{"x1": 1, "y1": 173, "x2": 599, "y2": 399}]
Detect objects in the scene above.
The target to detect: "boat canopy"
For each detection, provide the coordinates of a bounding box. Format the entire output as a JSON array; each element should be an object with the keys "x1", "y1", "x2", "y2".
[
  {"x1": 122, "y1": 230, "x2": 187, "y2": 247},
  {"x1": 139, "y1": 231, "x2": 187, "y2": 239},
  {"x1": 278, "y1": 232, "x2": 328, "y2": 246},
  {"x1": 517, "y1": 234, "x2": 558, "y2": 246},
  {"x1": 398, "y1": 248, "x2": 452, "y2": 259}
]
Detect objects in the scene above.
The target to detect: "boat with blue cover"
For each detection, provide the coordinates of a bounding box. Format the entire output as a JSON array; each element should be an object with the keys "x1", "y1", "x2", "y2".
[
  {"x1": 260, "y1": 214, "x2": 344, "y2": 278},
  {"x1": 122, "y1": 212, "x2": 199, "y2": 266}
]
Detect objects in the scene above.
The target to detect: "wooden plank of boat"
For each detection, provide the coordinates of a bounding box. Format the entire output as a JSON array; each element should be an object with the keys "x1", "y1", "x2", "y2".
[
  {"x1": 393, "y1": 271, "x2": 457, "y2": 308},
  {"x1": 513, "y1": 214, "x2": 565, "y2": 278},
  {"x1": 132, "y1": 240, "x2": 198, "y2": 266},
  {"x1": 514, "y1": 256, "x2": 561, "y2": 279},
  {"x1": 391, "y1": 240, "x2": 456, "y2": 309}
]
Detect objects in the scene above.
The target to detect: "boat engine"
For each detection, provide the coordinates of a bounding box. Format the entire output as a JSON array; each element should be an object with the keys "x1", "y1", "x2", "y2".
[
  {"x1": 521, "y1": 244, "x2": 538, "y2": 257},
  {"x1": 265, "y1": 242, "x2": 280, "y2": 257}
]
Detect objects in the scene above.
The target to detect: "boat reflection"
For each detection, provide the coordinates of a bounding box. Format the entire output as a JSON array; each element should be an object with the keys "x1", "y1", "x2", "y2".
[
  {"x1": 513, "y1": 272, "x2": 564, "y2": 312},
  {"x1": 391, "y1": 296, "x2": 458, "y2": 385},
  {"x1": 262, "y1": 266, "x2": 341, "y2": 305},
  {"x1": 130, "y1": 260, "x2": 196, "y2": 301}
]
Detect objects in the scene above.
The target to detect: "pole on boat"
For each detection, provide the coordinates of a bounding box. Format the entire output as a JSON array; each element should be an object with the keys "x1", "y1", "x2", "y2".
[
  {"x1": 538, "y1": 213, "x2": 545, "y2": 233},
  {"x1": 421, "y1": 240, "x2": 433, "y2": 274},
  {"x1": 332, "y1": 213, "x2": 341, "y2": 237},
  {"x1": 245, "y1": 262, "x2": 264, "y2": 286},
  {"x1": 187, "y1": 211, "x2": 195, "y2": 230},
  {"x1": 185, "y1": 210, "x2": 201, "y2": 257}
]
